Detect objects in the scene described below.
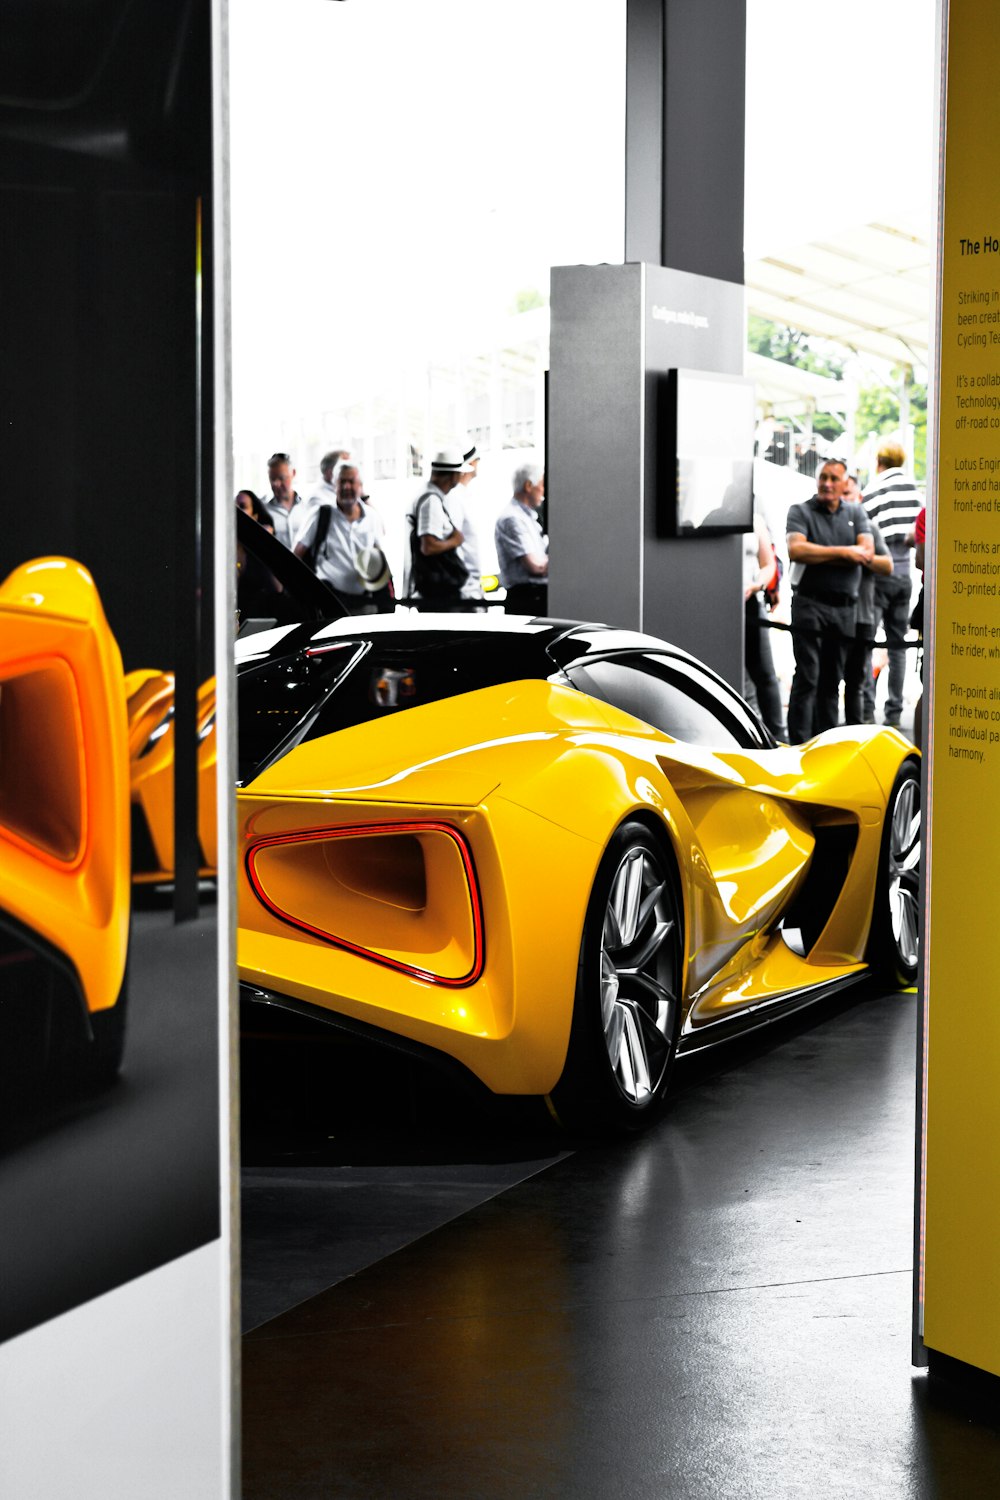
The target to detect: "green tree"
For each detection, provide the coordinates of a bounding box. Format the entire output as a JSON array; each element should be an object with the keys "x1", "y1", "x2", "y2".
[
  {"x1": 512, "y1": 287, "x2": 546, "y2": 314},
  {"x1": 749, "y1": 317, "x2": 927, "y2": 481},
  {"x1": 855, "y1": 377, "x2": 927, "y2": 483},
  {"x1": 747, "y1": 315, "x2": 846, "y2": 380},
  {"x1": 748, "y1": 315, "x2": 847, "y2": 441}
]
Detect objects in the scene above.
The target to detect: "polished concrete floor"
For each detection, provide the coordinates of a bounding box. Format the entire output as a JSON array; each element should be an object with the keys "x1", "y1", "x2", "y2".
[
  {"x1": 242, "y1": 989, "x2": 1000, "y2": 1498},
  {"x1": 241, "y1": 1009, "x2": 567, "y2": 1331}
]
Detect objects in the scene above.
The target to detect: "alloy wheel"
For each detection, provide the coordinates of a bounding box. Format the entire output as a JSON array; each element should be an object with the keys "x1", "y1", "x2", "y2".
[
  {"x1": 599, "y1": 845, "x2": 679, "y2": 1105},
  {"x1": 888, "y1": 775, "x2": 920, "y2": 970}
]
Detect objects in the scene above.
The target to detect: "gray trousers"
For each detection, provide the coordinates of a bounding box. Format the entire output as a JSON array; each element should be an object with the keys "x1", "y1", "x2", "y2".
[{"x1": 866, "y1": 573, "x2": 911, "y2": 723}]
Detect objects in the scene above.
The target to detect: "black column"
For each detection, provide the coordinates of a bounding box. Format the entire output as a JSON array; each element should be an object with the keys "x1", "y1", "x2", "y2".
[
  {"x1": 626, "y1": 0, "x2": 745, "y2": 285},
  {"x1": 0, "y1": 0, "x2": 213, "y2": 923}
]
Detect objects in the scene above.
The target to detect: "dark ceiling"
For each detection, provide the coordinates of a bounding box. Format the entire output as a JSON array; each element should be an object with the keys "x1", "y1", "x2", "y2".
[{"x1": 0, "y1": 0, "x2": 208, "y2": 169}]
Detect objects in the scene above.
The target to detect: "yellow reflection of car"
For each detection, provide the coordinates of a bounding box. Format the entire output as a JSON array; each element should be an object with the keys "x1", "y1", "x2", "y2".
[
  {"x1": 127, "y1": 672, "x2": 217, "y2": 882},
  {"x1": 0, "y1": 558, "x2": 130, "y2": 1098},
  {"x1": 236, "y1": 615, "x2": 921, "y2": 1131}
]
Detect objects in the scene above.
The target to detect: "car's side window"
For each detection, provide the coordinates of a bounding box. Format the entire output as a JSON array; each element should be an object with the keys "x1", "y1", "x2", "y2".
[
  {"x1": 564, "y1": 653, "x2": 766, "y2": 749},
  {"x1": 655, "y1": 656, "x2": 771, "y2": 747}
]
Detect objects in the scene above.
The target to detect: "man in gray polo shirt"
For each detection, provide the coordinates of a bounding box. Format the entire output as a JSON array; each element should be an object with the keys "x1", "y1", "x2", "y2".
[{"x1": 786, "y1": 457, "x2": 873, "y2": 743}]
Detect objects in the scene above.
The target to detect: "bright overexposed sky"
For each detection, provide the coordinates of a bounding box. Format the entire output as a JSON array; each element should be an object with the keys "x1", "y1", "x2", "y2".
[
  {"x1": 229, "y1": 0, "x2": 938, "y2": 455},
  {"x1": 744, "y1": 0, "x2": 936, "y2": 255},
  {"x1": 229, "y1": 0, "x2": 627, "y2": 441}
]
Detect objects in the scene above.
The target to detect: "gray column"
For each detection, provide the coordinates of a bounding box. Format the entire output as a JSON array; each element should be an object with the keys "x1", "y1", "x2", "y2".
[{"x1": 549, "y1": 264, "x2": 745, "y2": 687}]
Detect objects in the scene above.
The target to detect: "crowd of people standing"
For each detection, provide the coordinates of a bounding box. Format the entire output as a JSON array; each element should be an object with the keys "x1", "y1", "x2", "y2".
[
  {"x1": 742, "y1": 440, "x2": 924, "y2": 746},
  {"x1": 781, "y1": 440, "x2": 925, "y2": 745},
  {"x1": 237, "y1": 432, "x2": 924, "y2": 751},
  {"x1": 235, "y1": 442, "x2": 549, "y2": 621}
]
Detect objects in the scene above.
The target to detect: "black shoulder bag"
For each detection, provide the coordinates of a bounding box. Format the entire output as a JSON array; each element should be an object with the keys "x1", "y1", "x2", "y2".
[
  {"x1": 303, "y1": 505, "x2": 333, "y2": 572},
  {"x1": 410, "y1": 493, "x2": 469, "y2": 597}
]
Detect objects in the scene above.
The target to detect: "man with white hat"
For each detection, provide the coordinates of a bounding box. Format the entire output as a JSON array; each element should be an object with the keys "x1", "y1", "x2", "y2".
[
  {"x1": 456, "y1": 439, "x2": 480, "y2": 489},
  {"x1": 408, "y1": 445, "x2": 484, "y2": 612},
  {"x1": 294, "y1": 460, "x2": 389, "y2": 615}
]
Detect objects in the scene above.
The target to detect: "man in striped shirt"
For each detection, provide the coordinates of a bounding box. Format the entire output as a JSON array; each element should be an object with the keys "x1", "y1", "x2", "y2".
[{"x1": 863, "y1": 441, "x2": 923, "y2": 726}]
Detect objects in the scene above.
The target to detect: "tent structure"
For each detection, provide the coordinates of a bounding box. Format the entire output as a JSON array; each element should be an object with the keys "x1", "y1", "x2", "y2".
[
  {"x1": 745, "y1": 221, "x2": 932, "y2": 374},
  {"x1": 746, "y1": 351, "x2": 853, "y2": 419}
]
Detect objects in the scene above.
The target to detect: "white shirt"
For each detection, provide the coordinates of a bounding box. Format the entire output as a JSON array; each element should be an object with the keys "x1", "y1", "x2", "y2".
[
  {"x1": 412, "y1": 483, "x2": 483, "y2": 600},
  {"x1": 296, "y1": 500, "x2": 385, "y2": 596},
  {"x1": 307, "y1": 479, "x2": 338, "y2": 508},
  {"x1": 743, "y1": 513, "x2": 772, "y2": 592},
  {"x1": 264, "y1": 492, "x2": 316, "y2": 550}
]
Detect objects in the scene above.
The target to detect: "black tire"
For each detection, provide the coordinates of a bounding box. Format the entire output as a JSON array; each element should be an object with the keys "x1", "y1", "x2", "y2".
[
  {"x1": 80, "y1": 963, "x2": 129, "y2": 1090},
  {"x1": 52, "y1": 938, "x2": 131, "y2": 1095},
  {"x1": 0, "y1": 966, "x2": 55, "y2": 1121},
  {"x1": 0, "y1": 926, "x2": 128, "y2": 1118},
  {"x1": 867, "y1": 757, "x2": 921, "y2": 988},
  {"x1": 550, "y1": 820, "x2": 683, "y2": 1132}
]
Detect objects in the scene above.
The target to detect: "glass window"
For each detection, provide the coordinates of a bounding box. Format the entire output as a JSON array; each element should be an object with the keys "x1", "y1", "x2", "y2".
[
  {"x1": 238, "y1": 642, "x2": 364, "y2": 784},
  {"x1": 300, "y1": 634, "x2": 549, "y2": 747},
  {"x1": 238, "y1": 629, "x2": 552, "y2": 783},
  {"x1": 565, "y1": 653, "x2": 768, "y2": 749}
]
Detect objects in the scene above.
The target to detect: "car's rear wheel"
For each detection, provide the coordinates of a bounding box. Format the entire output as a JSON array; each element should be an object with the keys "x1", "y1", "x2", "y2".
[
  {"x1": 551, "y1": 820, "x2": 682, "y2": 1132},
  {"x1": 868, "y1": 758, "x2": 921, "y2": 988}
]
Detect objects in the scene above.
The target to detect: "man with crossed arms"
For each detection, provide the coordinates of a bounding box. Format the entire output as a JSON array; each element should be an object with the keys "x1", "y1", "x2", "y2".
[{"x1": 785, "y1": 456, "x2": 873, "y2": 743}]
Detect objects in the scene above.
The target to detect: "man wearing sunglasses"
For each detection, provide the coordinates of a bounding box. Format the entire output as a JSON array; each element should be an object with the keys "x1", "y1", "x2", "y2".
[{"x1": 264, "y1": 452, "x2": 314, "y2": 549}]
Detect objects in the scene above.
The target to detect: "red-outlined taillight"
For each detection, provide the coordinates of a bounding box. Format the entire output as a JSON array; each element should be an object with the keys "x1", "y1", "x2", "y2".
[{"x1": 244, "y1": 819, "x2": 485, "y2": 987}]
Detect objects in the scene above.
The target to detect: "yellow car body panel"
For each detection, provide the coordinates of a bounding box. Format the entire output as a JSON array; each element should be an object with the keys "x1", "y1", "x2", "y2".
[
  {"x1": 238, "y1": 674, "x2": 917, "y2": 1097},
  {"x1": 127, "y1": 672, "x2": 217, "y2": 881},
  {"x1": 0, "y1": 558, "x2": 129, "y2": 1014},
  {"x1": 239, "y1": 789, "x2": 599, "y2": 1095}
]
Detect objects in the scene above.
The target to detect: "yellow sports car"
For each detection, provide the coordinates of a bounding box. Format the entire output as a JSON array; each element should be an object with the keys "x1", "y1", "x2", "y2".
[
  {"x1": 0, "y1": 558, "x2": 130, "y2": 1099},
  {"x1": 127, "y1": 671, "x2": 217, "y2": 882},
  {"x1": 236, "y1": 615, "x2": 920, "y2": 1130}
]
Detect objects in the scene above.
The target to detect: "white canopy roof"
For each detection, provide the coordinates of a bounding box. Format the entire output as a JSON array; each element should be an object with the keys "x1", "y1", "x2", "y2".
[
  {"x1": 746, "y1": 350, "x2": 854, "y2": 419},
  {"x1": 745, "y1": 222, "x2": 932, "y2": 372}
]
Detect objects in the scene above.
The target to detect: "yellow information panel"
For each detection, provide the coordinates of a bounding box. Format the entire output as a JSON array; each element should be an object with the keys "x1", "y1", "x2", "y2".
[{"x1": 921, "y1": 0, "x2": 1000, "y2": 1377}]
